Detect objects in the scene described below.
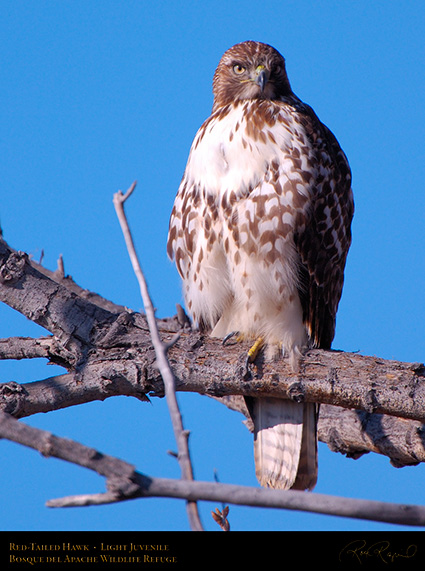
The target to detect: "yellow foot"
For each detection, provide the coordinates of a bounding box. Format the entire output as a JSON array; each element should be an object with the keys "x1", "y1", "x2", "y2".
[
  {"x1": 247, "y1": 336, "x2": 264, "y2": 363},
  {"x1": 222, "y1": 333, "x2": 264, "y2": 366}
]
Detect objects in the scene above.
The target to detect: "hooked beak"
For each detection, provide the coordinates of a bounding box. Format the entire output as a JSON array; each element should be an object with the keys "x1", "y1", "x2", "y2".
[{"x1": 255, "y1": 66, "x2": 268, "y2": 92}]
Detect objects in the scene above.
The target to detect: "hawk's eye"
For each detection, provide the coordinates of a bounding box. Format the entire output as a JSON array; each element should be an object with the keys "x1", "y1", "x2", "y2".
[{"x1": 232, "y1": 64, "x2": 246, "y2": 75}]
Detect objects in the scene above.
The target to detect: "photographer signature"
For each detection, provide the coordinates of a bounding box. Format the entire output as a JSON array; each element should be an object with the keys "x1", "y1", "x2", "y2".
[{"x1": 339, "y1": 539, "x2": 417, "y2": 564}]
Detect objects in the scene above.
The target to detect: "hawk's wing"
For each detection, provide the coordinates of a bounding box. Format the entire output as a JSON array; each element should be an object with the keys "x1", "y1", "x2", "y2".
[{"x1": 290, "y1": 101, "x2": 354, "y2": 349}]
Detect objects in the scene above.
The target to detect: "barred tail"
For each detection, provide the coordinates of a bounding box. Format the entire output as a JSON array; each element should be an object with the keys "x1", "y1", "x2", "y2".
[{"x1": 252, "y1": 398, "x2": 317, "y2": 490}]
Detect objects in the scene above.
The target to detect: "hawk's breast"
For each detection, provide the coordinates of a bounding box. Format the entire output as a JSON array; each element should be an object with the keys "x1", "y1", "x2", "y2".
[{"x1": 185, "y1": 101, "x2": 300, "y2": 202}]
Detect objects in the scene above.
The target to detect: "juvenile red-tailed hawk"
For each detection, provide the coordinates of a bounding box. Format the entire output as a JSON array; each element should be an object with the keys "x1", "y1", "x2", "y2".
[{"x1": 167, "y1": 41, "x2": 354, "y2": 490}]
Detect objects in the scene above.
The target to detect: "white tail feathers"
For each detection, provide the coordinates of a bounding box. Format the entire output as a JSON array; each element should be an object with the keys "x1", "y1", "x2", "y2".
[{"x1": 253, "y1": 398, "x2": 317, "y2": 491}]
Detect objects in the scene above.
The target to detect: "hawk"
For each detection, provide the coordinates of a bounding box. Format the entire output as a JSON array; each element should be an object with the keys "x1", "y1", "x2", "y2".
[{"x1": 167, "y1": 41, "x2": 354, "y2": 490}]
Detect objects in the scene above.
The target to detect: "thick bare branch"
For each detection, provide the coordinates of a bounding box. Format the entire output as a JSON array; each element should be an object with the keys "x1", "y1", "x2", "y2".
[
  {"x1": 167, "y1": 341, "x2": 425, "y2": 423},
  {"x1": 318, "y1": 405, "x2": 425, "y2": 468},
  {"x1": 1, "y1": 350, "x2": 424, "y2": 469},
  {"x1": 1, "y1": 328, "x2": 425, "y2": 467},
  {"x1": 0, "y1": 238, "x2": 115, "y2": 347},
  {"x1": 2, "y1": 328, "x2": 424, "y2": 426},
  {"x1": 2, "y1": 234, "x2": 424, "y2": 423},
  {"x1": 31, "y1": 255, "x2": 128, "y2": 315},
  {"x1": 214, "y1": 396, "x2": 425, "y2": 468}
]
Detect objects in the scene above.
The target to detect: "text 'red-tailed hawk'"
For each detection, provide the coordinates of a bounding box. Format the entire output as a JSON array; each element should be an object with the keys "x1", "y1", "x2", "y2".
[{"x1": 167, "y1": 41, "x2": 354, "y2": 490}]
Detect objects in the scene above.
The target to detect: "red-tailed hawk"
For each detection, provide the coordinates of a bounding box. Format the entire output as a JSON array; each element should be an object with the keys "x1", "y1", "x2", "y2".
[{"x1": 167, "y1": 41, "x2": 354, "y2": 490}]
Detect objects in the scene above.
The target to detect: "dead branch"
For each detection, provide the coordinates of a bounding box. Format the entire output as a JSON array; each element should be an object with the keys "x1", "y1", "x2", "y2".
[
  {"x1": 1, "y1": 234, "x2": 424, "y2": 422},
  {"x1": 1, "y1": 229, "x2": 425, "y2": 469},
  {"x1": 113, "y1": 182, "x2": 203, "y2": 531},
  {"x1": 318, "y1": 405, "x2": 425, "y2": 467},
  {"x1": 0, "y1": 240, "x2": 114, "y2": 352},
  {"x1": 1, "y1": 225, "x2": 425, "y2": 528},
  {"x1": 2, "y1": 358, "x2": 423, "y2": 469},
  {"x1": 0, "y1": 336, "x2": 54, "y2": 360},
  {"x1": 1, "y1": 410, "x2": 423, "y2": 527}
]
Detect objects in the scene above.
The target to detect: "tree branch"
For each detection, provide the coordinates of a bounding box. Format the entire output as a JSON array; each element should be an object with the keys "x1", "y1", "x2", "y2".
[
  {"x1": 31, "y1": 253, "x2": 129, "y2": 315},
  {"x1": 113, "y1": 182, "x2": 203, "y2": 531},
  {"x1": 0, "y1": 336, "x2": 53, "y2": 360},
  {"x1": 2, "y1": 239, "x2": 424, "y2": 428},
  {"x1": 0, "y1": 238, "x2": 116, "y2": 355},
  {"x1": 0, "y1": 325, "x2": 424, "y2": 466},
  {"x1": 0, "y1": 411, "x2": 423, "y2": 527},
  {"x1": 1, "y1": 230, "x2": 425, "y2": 517},
  {"x1": 318, "y1": 405, "x2": 425, "y2": 467},
  {"x1": 47, "y1": 476, "x2": 425, "y2": 527}
]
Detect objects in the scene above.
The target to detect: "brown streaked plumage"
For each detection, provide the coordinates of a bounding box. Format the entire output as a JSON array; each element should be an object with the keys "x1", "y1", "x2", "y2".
[{"x1": 167, "y1": 41, "x2": 354, "y2": 490}]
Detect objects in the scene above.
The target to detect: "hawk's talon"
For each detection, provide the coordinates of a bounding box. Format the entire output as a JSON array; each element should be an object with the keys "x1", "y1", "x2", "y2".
[{"x1": 222, "y1": 331, "x2": 241, "y2": 346}]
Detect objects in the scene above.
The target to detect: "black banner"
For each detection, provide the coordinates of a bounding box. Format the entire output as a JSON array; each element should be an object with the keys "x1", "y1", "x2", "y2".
[{"x1": 1, "y1": 531, "x2": 423, "y2": 569}]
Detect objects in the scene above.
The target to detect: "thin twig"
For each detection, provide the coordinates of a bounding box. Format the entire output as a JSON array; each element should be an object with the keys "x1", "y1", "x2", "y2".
[
  {"x1": 54, "y1": 254, "x2": 65, "y2": 279},
  {"x1": 113, "y1": 182, "x2": 204, "y2": 531},
  {"x1": 211, "y1": 506, "x2": 230, "y2": 531}
]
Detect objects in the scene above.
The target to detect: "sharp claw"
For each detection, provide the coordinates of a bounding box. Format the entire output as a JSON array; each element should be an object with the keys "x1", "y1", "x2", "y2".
[{"x1": 222, "y1": 331, "x2": 240, "y2": 346}]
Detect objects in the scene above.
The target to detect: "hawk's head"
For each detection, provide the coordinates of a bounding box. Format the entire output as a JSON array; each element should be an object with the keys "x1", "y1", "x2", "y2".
[{"x1": 212, "y1": 41, "x2": 292, "y2": 111}]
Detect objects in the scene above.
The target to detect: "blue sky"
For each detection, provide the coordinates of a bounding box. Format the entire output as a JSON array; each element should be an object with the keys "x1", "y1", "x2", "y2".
[{"x1": 0, "y1": 0, "x2": 424, "y2": 532}]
